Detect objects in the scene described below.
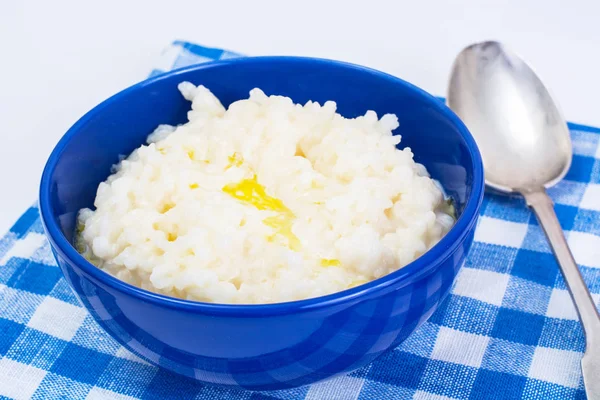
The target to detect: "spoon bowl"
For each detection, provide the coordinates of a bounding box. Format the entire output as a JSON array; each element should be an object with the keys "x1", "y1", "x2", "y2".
[{"x1": 448, "y1": 42, "x2": 572, "y2": 193}]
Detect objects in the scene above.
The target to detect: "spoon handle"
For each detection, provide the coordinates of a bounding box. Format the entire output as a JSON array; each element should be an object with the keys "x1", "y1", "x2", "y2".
[{"x1": 525, "y1": 189, "x2": 600, "y2": 400}]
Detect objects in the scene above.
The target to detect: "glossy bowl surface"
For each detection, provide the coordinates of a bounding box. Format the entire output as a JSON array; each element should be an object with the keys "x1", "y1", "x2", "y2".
[{"x1": 39, "y1": 56, "x2": 484, "y2": 390}]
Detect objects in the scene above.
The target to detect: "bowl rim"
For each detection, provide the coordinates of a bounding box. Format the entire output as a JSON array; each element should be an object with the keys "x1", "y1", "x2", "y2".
[{"x1": 39, "y1": 55, "x2": 484, "y2": 316}]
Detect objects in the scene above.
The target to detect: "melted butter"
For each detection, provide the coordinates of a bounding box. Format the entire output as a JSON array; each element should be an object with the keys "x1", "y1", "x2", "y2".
[
  {"x1": 160, "y1": 203, "x2": 175, "y2": 214},
  {"x1": 227, "y1": 152, "x2": 244, "y2": 168},
  {"x1": 222, "y1": 174, "x2": 300, "y2": 251},
  {"x1": 320, "y1": 258, "x2": 341, "y2": 267},
  {"x1": 167, "y1": 232, "x2": 178, "y2": 242},
  {"x1": 264, "y1": 214, "x2": 301, "y2": 251},
  {"x1": 222, "y1": 175, "x2": 289, "y2": 212}
]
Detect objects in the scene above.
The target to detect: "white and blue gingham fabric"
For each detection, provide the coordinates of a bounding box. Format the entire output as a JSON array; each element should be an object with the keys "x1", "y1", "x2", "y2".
[{"x1": 1, "y1": 41, "x2": 599, "y2": 400}]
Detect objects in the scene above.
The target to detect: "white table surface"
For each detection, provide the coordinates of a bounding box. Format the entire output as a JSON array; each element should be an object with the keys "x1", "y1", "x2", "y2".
[{"x1": 1, "y1": 0, "x2": 599, "y2": 234}]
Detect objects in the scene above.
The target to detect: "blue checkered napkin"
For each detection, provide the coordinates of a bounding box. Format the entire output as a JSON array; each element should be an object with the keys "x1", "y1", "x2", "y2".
[{"x1": 1, "y1": 41, "x2": 599, "y2": 400}]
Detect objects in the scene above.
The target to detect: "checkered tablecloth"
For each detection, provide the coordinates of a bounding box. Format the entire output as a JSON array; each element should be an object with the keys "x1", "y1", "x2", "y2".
[{"x1": 1, "y1": 41, "x2": 599, "y2": 400}]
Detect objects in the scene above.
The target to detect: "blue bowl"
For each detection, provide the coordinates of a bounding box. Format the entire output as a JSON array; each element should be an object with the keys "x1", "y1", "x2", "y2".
[{"x1": 39, "y1": 56, "x2": 484, "y2": 390}]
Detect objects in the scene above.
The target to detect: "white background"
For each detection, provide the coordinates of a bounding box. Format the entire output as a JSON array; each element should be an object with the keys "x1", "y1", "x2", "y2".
[{"x1": 1, "y1": 0, "x2": 599, "y2": 233}]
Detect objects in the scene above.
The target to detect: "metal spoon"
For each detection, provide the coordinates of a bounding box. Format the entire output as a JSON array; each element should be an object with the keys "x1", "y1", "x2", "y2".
[{"x1": 448, "y1": 41, "x2": 599, "y2": 399}]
